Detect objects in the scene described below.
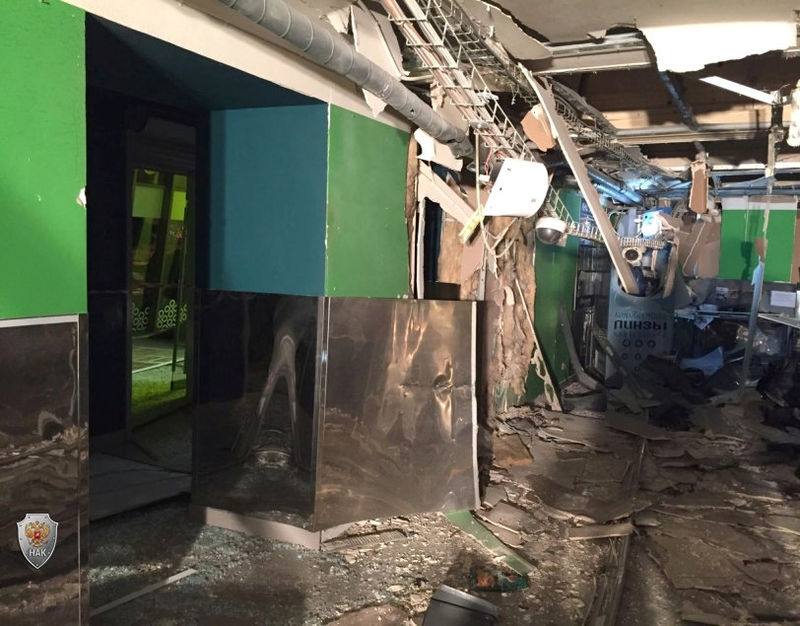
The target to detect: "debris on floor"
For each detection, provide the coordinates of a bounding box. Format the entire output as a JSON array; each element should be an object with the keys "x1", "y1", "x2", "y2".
[{"x1": 87, "y1": 374, "x2": 800, "y2": 624}]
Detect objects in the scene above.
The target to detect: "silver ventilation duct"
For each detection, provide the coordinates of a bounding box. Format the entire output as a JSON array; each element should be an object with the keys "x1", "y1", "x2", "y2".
[{"x1": 218, "y1": 0, "x2": 474, "y2": 158}]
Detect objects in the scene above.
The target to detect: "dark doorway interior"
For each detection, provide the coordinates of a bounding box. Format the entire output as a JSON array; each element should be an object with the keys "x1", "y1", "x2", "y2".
[{"x1": 85, "y1": 13, "x2": 319, "y2": 521}]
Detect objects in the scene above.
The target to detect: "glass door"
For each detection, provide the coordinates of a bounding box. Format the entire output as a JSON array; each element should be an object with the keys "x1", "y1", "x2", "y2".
[{"x1": 130, "y1": 167, "x2": 193, "y2": 420}]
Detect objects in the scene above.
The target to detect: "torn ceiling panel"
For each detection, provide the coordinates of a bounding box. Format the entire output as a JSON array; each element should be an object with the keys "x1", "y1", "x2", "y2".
[
  {"x1": 457, "y1": 0, "x2": 551, "y2": 60},
  {"x1": 641, "y1": 21, "x2": 797, "y2": 72},
  {"x1": 492, "y1": 0, "x2": 797, "y2": 46},
  {"x1": 350, "y1": 5, "x2": 406, "y2": 115}
]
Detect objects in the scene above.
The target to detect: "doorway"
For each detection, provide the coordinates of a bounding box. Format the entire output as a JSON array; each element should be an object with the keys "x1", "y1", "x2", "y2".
[{"x1": 128, "y1": 123, "x2": 195, "y2": 424}]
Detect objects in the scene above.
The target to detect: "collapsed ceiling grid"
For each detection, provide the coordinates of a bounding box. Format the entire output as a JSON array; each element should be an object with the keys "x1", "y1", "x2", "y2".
[{"x1": 203, "y1": 0, "x2": 800, "y2": 409}]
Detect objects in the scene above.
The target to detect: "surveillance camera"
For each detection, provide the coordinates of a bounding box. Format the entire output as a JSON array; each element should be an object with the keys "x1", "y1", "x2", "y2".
[{"x1": 535, "y1": 216, "x2": 567, "y2": 244}]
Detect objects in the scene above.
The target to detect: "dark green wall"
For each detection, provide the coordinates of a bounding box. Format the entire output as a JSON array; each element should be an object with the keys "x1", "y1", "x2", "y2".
[
  {"x1": 0, "y1": 0, "x2": 86, "y2": 319},
  {"x1": 325, "y1": 106, "x2": 410, "y2": 297},
  {"x1": 525, "y1": 188, "x2": 581, "y2": 400}
]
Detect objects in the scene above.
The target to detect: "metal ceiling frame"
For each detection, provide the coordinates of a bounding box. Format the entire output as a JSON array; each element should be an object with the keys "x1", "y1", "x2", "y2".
[{"x1": 530, "y1": 33, "x2": 652, "y2": 75}]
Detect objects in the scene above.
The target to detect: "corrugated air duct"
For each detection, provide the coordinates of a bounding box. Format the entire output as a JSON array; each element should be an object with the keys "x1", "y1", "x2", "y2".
[{"x1": 218, "y1": 0, "x2": 474, "y2": 158}]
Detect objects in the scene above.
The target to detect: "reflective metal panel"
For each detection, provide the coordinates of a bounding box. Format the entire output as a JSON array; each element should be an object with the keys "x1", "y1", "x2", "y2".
[
  {"x1": 314, "y1": 298, "x2": 477, "y2": 529},
  {"x1": 0, "y1": 316, "x2": 87, "y2": 623},
  {"x1": 192, "y1": 292, "x2": 319, "y2": 529}
]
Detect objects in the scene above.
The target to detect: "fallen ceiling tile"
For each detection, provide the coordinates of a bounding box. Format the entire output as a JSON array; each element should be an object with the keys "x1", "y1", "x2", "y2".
[
  {"x1": 493, "y1": 433, "x2": 535, "y2": 469},
  {"x1": 606, "y1": 412, "x2": 673, "y2": 441},
  {"x1": 484, "y1": 500, "x2": 531, "y2": 532},
  {"x1": 527, "y1": 474, "x2": 634, "y2": 524},
  {"x1": 679, "y1": 589, "x2": 746, "y2": 625},
  {"x1": 766, "y1": 514, "x2": 800, "y2": 536},
  {"x1": 536, "y1": 411, "x2": 631, "y2": 451},
  {"x1": 732, "y1": 559, "x2": 782, "y2": 586},
  {"x1": 646, "y1": 534, "x2": 743, "y2": 592},
  {"x1": 568, "y1": 521, "x2": 634, "y2": 540},
  {"x1": 482, "y1": 484, "x2": 508, "y2": 508}
]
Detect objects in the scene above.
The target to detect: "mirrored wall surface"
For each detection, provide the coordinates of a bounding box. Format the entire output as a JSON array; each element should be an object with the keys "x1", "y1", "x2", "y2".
[
  {"x1": 314, "y1": 298, "x2": 477, "y2": 529},
  {"x1": 193, "y1": 294, "x2": 477, "y2": 532},
  {"x1": 192, "y1": 292, "x2": 318, "y2": 529},
  {"x1": 0, "y1": 316, "x2": 88, "y2": 623}
]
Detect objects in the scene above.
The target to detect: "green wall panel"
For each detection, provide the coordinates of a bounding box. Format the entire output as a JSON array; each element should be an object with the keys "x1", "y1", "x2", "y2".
[
  {"x1": 525, "y1": 188, "x2": 581, "y2": 400},
  {"x1": 325, "y1": 106, "x2": 410, "y2": 297},
  {"x1": 719, "y1": 197, "x2": 796, "y2": 282},
  {"x1": 0, "y1": 0, "x2": 86, "y2": 318}
]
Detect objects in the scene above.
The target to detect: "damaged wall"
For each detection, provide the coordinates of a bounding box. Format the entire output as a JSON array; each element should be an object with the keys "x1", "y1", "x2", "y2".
[
  {"x1": 0, "y1": 0, "x2": 86, "y2": 318},
  {"x1": 525, "y1": 188, "x2": 581, "y2": 401},
  {"x1": 482, "y1": 218, "x2": 539, "y2": 413}
]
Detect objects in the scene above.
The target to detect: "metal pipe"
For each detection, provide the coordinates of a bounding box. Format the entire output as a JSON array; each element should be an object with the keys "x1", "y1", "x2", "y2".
[
  {"x1": 587, "y1": 168, "x2": 643, "y2": 205},
  {"x1": 741, "y1": 258, "x2": 765, "y2": 392},
  {"x1": 218, "y1": 0, "x2": 474, "y2": 158}
]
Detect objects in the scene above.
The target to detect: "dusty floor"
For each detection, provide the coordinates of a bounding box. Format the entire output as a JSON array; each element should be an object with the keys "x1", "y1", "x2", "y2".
[{"x1": 88, "y1": 389, "x2": 800, "y2": 624}]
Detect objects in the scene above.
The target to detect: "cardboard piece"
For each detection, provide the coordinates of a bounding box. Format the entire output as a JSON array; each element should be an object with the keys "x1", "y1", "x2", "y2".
[
  {"x1": 676, "y1": 219, "x2": 720, "y2": 278},
  {"x1": 493, "y1": 433, "x2": 534, "y2": 469},
  {"x1": 521, "y1": 105, "x2": 556, "y2": 151},
  {"x1": 689, "y1": 160, "x2": 708, "y2": 214}
]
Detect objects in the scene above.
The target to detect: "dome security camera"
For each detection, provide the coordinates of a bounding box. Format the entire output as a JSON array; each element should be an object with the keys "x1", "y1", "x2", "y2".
[{"x1": 535, "y1": 216, "x2": 567, "y2": 244}]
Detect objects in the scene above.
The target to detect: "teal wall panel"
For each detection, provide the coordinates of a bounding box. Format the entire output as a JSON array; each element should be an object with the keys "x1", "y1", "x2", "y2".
[
  {"x1": 209, "y1": 105, "x2": 328, "y2": 295},
  {"x1": 719, "y1": 197, "x2": 796, "y2": 282},
  {"x1": 325, "y1": 106, "x2": 410, "y2": 297},
  {"x1": 525, "y1": 188, "x2": 581, "y2": 400},
  {"x1": 0, "y1": 0, "x2": 86, "y2": 319}
]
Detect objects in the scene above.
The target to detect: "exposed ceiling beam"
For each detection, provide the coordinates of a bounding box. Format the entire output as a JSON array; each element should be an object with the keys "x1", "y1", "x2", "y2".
[
  {"x1": 525, "y1": 71, "x2": 640, "y2": 295},
  {"x1": 528, "y1": 34, "x2": 652, "y2": 75},
  {"x1": 616, "y1": 123, "x2": 771, "y2": 144},
  {"x1": 657, "y1": 70, "x2": 704, "y2": 153},
  {"x1": 699, "y1": 76, "x2": 781, "y2": 105}
]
